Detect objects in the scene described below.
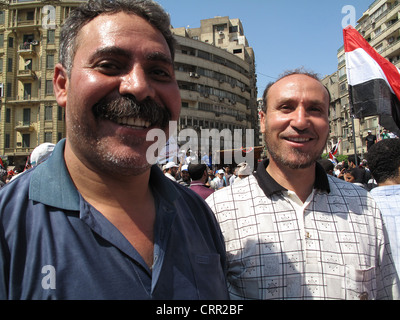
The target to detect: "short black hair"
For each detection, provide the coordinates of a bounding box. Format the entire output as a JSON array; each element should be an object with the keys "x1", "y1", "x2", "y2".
[
  {"x1": 188, "y1": 163, "x2": 207, "y2": 181},
  {"x1": 318, "y1": 159, "x2": 334, "y2": 173},
  {"x1": 366, "y1": 139, "x2": 400, "y2": 184},
  {"x1": 348, "y1": 154, "x2": 360, "y2": 165}
]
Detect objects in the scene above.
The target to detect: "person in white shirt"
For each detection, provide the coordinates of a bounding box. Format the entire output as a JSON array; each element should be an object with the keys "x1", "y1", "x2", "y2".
[
  {"x1": 206, "y1": 69, "x2": 399, "y2": 300},
  {"x1": 164, "y1": 162, "x2": 179, "y2": 181},
  {"x1": 211, "y1": 169, "x2": 226, "y2": 190},
  {"x1": 367, "y1": 138, "x2": 400, "y2": 273}
]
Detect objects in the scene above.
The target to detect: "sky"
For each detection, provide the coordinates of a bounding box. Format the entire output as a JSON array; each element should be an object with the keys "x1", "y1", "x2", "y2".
[{"x1": 157, "y1": 0, "x2": 373, "y2": 96}]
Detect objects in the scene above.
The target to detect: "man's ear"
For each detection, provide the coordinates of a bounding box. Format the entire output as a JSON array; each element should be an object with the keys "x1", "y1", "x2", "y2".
[
  {"x1": 259, "y1": 110, "x2": 267, "y2": 133},
  {"x1": 53, "y1": 63, "x2": 68, "y2": 107}
]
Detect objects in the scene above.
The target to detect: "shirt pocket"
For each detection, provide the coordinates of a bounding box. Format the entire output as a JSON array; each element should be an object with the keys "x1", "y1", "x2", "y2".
[{"x1": 345, "y1": 265, "x2": 376, "y2": 300}]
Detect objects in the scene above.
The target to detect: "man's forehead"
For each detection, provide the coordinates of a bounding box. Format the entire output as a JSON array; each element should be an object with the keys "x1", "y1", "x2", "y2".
[
  {"x1": 76, "y1": 12, "x2": 170, "y2": 55},
  {"x1": 268, "y1": 74, "x2": 329, "y2": 102}
]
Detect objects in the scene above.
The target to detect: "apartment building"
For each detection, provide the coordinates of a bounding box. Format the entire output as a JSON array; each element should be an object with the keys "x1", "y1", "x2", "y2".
[
  {"x1": 171, "y1": 16, "x2": 259, "y2": 153},
  {"x1": 323, "y1": 0, "x2": 400, "y2": 157},
  {"x1": 0, "y1": 0, "x2": 83, "y2": 166}
]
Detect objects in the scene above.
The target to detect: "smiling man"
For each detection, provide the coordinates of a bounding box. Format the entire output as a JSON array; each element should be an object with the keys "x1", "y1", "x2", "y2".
[
  {"x1": 0, "y1": 0, "x2": 228, "y2": 300},
  {"x1": 206, "y1": 70, "x2": 400, "y2": 300}
]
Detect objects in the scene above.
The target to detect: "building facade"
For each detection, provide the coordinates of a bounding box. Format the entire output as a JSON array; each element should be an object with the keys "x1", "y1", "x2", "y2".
[
  {"x1": 0, "y1": 0, "x2": 82, "y2": 166},
  {"x1": 323, "y1": 0, "x2": 400, "y2": 157},
  {"x1": 171, "y1": 16, "x2": 259, "y2": 157}
]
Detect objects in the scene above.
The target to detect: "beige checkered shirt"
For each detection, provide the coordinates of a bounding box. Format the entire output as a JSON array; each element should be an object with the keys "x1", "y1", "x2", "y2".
[{"x1": 206, "y1": 160, "x2": 400, "y2": 300}]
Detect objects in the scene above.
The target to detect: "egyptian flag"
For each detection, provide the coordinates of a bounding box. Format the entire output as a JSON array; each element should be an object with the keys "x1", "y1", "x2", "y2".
[
  {"x1": 328, "y1": 140, "x2": 340, "y2": 164},
  {"x1": 343, "y1": 26, "x2": 400, "y2": 134}
]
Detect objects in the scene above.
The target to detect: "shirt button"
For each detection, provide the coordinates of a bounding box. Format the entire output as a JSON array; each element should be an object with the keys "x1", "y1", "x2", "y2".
[{"x1": 359, "y1": 292, "x2": 368, "y2": 300}]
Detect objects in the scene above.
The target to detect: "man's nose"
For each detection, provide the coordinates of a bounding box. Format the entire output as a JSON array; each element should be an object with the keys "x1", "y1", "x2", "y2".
[
  {"x1": 119, "y1": 66, "x2": 156, "y2": 101},
  {"x1": 290, "y1": 106, "x2": 310, "y2": 131}
]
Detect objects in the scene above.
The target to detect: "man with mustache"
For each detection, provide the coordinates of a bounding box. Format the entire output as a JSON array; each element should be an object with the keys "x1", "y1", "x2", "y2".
[
  {"x1": 206, "y1": 70, "x2": 400, "y2": 300},
  {"x1": 0, "y1": 0, "x2": 228, "y2": 300}
]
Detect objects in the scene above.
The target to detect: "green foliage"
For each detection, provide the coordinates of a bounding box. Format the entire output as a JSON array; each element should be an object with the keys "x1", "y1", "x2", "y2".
[{"x1": 321, "y1": 153, "x2": 348, "y2": 163}]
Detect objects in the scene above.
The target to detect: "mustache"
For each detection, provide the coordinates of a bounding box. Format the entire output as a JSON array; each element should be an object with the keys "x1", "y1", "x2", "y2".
[{"x1": 92, "y1": 95, "x2": 171, "y2": 128}]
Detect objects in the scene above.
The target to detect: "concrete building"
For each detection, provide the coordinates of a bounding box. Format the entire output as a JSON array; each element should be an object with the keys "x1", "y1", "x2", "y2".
[
  {"x1": 171, "y1": 16, "x2": 259, "y2": 157},
  {"x1": 324, "y1": 0, "x2": 400, "y2": 157}
]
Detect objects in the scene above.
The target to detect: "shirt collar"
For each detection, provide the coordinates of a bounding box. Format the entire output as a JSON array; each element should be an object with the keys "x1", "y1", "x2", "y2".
[
  {"x1": 29, "y1": 139, "x2": 181, "y2": 211},
  {"x1": 254, "y1": 158, "x2": 330, "y2": 197}
]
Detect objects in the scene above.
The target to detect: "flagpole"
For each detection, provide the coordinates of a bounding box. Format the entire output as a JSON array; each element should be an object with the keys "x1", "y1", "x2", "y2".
[
  {"x1": 351, "y1": 114, "x2": 358, "y2": 166},
  {"x1": 348, "y1": 87, "x2": 358, "y2": 167}
]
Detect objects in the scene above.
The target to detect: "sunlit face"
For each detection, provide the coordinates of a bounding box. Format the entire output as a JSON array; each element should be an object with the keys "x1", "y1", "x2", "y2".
[
  {"x1": 260, "y1": 74, "x2": 330, "y2": 170},
  {"x1": 56, "y1": 12, "x2": 181, "y2": 175}
]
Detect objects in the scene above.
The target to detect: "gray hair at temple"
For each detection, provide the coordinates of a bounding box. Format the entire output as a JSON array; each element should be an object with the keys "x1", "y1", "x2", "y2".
[{"x1": 58, "y1": 0, "x2": 176, "y2": 77}]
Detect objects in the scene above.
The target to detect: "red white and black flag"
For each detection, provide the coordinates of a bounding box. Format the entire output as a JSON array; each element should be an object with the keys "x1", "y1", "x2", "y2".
[
  {"x1": 328, "y1": 140, "x2": 341, "y2": 164},
  {"x1": 343, "y1": 26, "x2": 400, "y2": 133}
]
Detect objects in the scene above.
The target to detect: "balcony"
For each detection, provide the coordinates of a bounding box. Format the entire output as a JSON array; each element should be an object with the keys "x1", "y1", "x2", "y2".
[
  {"x1": 15, "y1": 121, "x2": 34, "y2": 132},
  {"x1": 18, "y1": 43, "x2": 37, "y2": 57},
  {"x1": 17, "y1": 69, "x2": 37, "y2": 81}
]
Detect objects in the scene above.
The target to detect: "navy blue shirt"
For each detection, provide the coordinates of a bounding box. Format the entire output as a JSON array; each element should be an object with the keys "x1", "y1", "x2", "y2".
[{"x1": 0, "y1": 140, "x2": 228, "y2": 300}]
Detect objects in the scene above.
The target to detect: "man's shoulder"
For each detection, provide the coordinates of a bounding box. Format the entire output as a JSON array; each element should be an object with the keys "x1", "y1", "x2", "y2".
[
  {"x1": 206, "y1": 175, "x2": 258, "y2": 205},
  {"x1": 0, "y1": 167, "x2": 33, "y2": 198}
]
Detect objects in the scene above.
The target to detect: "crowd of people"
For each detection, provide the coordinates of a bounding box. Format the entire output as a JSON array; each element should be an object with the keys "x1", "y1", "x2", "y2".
[
  {"x1": 161, "y1": 158, "x2": 253, "y2": 197},
  {"x1": 0, "y1": 0, "x2": 399, "y2": 301}
]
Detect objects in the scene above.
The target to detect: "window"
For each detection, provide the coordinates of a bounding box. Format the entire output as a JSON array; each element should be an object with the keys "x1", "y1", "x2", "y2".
[
  {"x1": 0, "y1": 34, "x2": 4, "y2": 48},
  {"x1": 23, "y1": 34, "x2": 34, "y2": 44},
  {"x1": 45, "y1": 105, "x2": 53, "y2": 121},
  {"x1": 22, "y1": 134, "x2": 30, "y2": 148},
  {"x1": 215, "y1": 24, "x2": 226, "y2": 32},
  {"x1": 44, "y1": 132, "x2": 52, "y2": 143},
  {"x1": 26, "y1": 11, "x2": 34, "y2": 21},
  {"x1": 25, "y1": 59, "x2": 32, "y2": 70},
  {"x1": 5, "y1": 108, "x2": 10, "y2": 123},
  {"x1": 45, "y1": 80, "x2": 53, "y2": 95},
  {"x1": 57, "y1": 105, "x2": 63, "y2": 121},
  {"x1": 47, "y1": 30, "x2": 55, "y2": 44},
  {"x1": 23, "y1": 108, "x2": 31, "y2": 125},
  {"x1": 46, "y1": 54, "x2": 54, "y2": 69},
  {"x1": 229, "y1": 26, "x2": 238, "y2": 33},
  {"x1": 8, "y1": 37, "x2": 13, "y2": 48},
  {"x1": 0, "y1": 11, "x2": 4, "y2": 25},
  {"x1": 6, "y1": 83, "x2": 11, "y2": 98},
  {"x1": 4, "y1": 134, "x2": 9, "y2": 149},
  {"x1": 23, "y1": 83, "x2": 31, "y2": 100},
  {"x1": 7, "y1": 58, "x2": 12, "y2": 72}
]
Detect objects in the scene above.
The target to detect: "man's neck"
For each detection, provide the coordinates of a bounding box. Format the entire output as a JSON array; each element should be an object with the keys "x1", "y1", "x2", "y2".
[{"x1": 266, "y1": 160, "x2": 316, "y2": 203}]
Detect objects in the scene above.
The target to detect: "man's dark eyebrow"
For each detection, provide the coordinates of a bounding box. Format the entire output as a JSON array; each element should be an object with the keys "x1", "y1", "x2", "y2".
[
  {"x1": 145, "y1": 51, "x2": 173, "y2": 66},
  {"x1": 88, "y1": 46, "x2": 131, "y2": 63},
  {"x1": 88, "y1": 47, "x2": 173, "y2": 66}
]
